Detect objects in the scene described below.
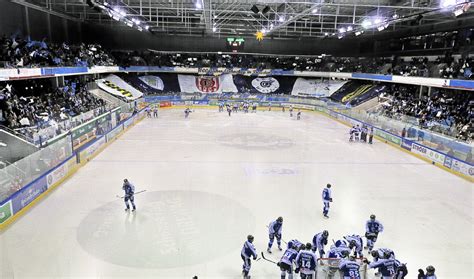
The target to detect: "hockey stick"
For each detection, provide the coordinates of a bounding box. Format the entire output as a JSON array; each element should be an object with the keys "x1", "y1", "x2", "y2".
[
  {"x1": 116, "y1": 190, "x2": 147, "y2": 199},
  {"x1": 260, "y1": 252, "x2": 278, "y2": 265}
]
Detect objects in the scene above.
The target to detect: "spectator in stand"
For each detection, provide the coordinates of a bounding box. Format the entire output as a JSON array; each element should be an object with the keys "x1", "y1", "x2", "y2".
[{"x1": 0, "y1": 78, "x2": 106, "y2": 140}]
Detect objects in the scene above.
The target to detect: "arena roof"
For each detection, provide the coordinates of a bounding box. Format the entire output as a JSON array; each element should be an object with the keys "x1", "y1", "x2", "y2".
[{"x1": 13, "y1": 0, "x2": 474, "y2": 39}]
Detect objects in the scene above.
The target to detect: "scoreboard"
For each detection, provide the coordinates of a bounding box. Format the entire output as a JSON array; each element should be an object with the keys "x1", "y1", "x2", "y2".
[{"x1": 226, "y1": 37, "x2": 245, "y2": 52}]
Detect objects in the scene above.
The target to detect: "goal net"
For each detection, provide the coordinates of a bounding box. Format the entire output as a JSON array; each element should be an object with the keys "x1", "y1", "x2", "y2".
[{"x1": 315, "y1": 257, "x2": 368, "y2": 279}]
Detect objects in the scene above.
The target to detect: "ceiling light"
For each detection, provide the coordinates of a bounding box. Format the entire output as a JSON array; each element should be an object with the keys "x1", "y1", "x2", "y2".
[
  {"x1": 362, "y1": 19, "x2": 372, "y2": 29},
  {"x1": 195, "y1": 1, "x2": 202, "y2": 9},
  {"x1": 312, "y1": 8, "x2": 318, "y2": 14},
  {"x1": 441, "y1": 0, "x2": 457, "y2": 8},
  {"x1": 339, "y1": 27, "x2": 346, "y2": 33},
  {"x1": 212, "y1": 27, "x2": 217, "y2": 32},
  {"x1": 278, "y1": 15, "x2": 285, "y2": 22},
  {"x1": 347, "y1": 26, "x2": 353, "y2": 32}
]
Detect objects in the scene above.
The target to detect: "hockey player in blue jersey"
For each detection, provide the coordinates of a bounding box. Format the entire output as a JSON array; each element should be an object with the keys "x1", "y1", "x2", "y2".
[
  {"x1": 122, "y1": 178, "x2": 136, "y2": 211},
  {"x1": 339, "y1": 255, "x2": 362, "y2": 279},
  {"x1": 241, "y1": 235, "x2": 258, "y2": 279},
  {"x1": 311, "y1": 230, "x2": 329, "y2": 258},
  {"x1": 370, "y1": 248, "x2": 395, "y2": 261},
  {"x1": 295, "y1": 243, "x2": 318, "y2": 279},
  {"x1": 327, "y1": 240, "x2": 351, "y2": 259},
  {"x1": 367, "y1": 251, "x2": 400, "y2": 279},
  {"x1": 365, "y1": 214, "x2": 384, "y2": 251},
  {"x1": 344, "y1": 234, "x2": 364, "y2": 258},
  {"x1": 322, "y1": 184, "x2": 332, "y2": 218},
  {"x1": 267, "y1": 216, "x2": 284, "y2": 253},
  {"x1": 418, "y1": 265, "x2": 436, "y2": 279},
  {"x1": 184, "y1": 108, "x2": 192, "y2": 118},
  {"x1": 278, "y1": 241, "x2": 299, "y2": 279},
  {"x1": 288, "y1": 239, "x2": 304, "y2": 251}
]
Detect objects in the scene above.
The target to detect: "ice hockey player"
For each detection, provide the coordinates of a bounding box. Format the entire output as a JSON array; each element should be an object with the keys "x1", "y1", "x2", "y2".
[
  {"x1": 295, "y1": 243, "x2": 318, "y2": 279},
  {"x1": 368, "y1": 127, "x2": 374, "y2": 144},
  {"x1": 349, "y1": 125, "x2": 361, "y2": 141},
  {"x1": 184, "y1": 107, "x2": 192, "y2": 118},
  {"x1": 311, "y1": 230, "x2": 329, "y2": 258},
  {"x1": 267, "y1": 216, "x2": 284, "y2": 253},
  {"x1": 322, "y1": 183, "x2": 333, "y2": 218},
  {"x1": 252, "y1": 103, "x2": 257, "y2": 113},
  {"x1": 370, "y1": 248, "x2": 395, "y2": 261},
  {"x1": 327, "y1": 240, "x2": 351, "y2": 259},
  {"x1": 367, "y1": 251, "x2": 400, "y2": 279},
  {"x1": 244, "y1": 102, "x2": 249, "y2": 113},
  {"x1": 122, "y1": 178, "x2": 136, "y2": 211},
  {"x1": 418, "y1": 265, "x2": 436, "y2": 279},
  {"x1": 241, "y1": 235, "x2": 258, "y2": 279},
  {"x1": 233, "y1": 103, "x2": 239, "y2": 113},
  {"x1": 153, "y1": 106, "x2": 158, "y2": 118},
  {"x1": 218, "y1": 102, "x2": 224, "y2": 112},
  {"x1": 278, "y1": 240, "x2": 299, "y2": 279},
  {"x1": 288, "y1": 239, "x2": 304, "y2": 251},
  {"x1": 297, "y1": 110, "x2": 301, "y2": 120},
  {"x1": 365, "y1": 214, "x2": 384, "y2": 251},
  {"x1": 227, "y1": 105, "x2": 232, "y2": 117},
  {"x1": 338, "y1": 255, "x2": 362, "y2": 279},
  {"x1": 344, "y1": 234, "x2": 364, "y2": 258},
  {"x1": 289, "y1": 105, "x2": 294, "y2": 117}
]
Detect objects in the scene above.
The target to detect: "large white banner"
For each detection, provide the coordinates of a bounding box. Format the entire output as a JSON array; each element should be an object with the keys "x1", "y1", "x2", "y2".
[
  {"x1": 97, "y1": 74, "x2": 143, "y2": 100},
  {"x1": 178, "y1": 74, "x2": 237, "y2": 93},
  {"x1": 291, "y1": 78, "x2": 347, "y2": 97}
]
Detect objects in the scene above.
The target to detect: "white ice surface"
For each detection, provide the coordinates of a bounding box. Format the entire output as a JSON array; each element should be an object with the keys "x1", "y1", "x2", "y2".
[{"x1": 0, "y1": 109, "x2": 472, "y2": 279}]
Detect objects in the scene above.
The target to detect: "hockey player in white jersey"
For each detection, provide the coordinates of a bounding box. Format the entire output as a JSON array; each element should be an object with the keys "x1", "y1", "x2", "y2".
[
  {"x1": 344, "y1": 234, "x2": 364, "y2": 258},
  {"x1": 295, "y1": 243, "x2": 318, "y2": 279},
  {"x1": 288, "y1": 239, "x2": 304, "y2": 251},
  {"x1": 322, "y1": 184, "x2": 332, "y2": 218},
  {"x1": 339, "y1": 255, "x2": 362, "y2": 279},
  {"x1": 327, "y1": 240, "x2": 351, "y2": 259},
  {"x1": 267, "y1": 216, "x2": 284, "y2": 253},
  {"x1": 370, "y1": 248, "x2": 395, "y2": 261},
  {"x1": 241, "y1": 235, "x2": 258, "y2": 279},
  {"x1": 367, "y1": 251, "x2": 400, "y2": 279},
  {"x1": 278, "y1": 241, "x2": 299, "y2": 279},
  {"x1": 365, "y1": 214, "x2": 384, "y2": 251},
  {"x1": 311, "y1": 230, "x2": 329, "y2": 258}
]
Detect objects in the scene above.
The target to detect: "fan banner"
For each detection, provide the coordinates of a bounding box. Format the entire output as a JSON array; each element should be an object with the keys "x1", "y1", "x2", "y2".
[
  {"x1": 233, "y1": 75, "x2": 296, "y2": 94},
  {"x1": 139, "y1": 76, "x2": 165, "y2": 90},
  {"x1": 291, "y1": 78, "x2": 348, "y2": 97}
]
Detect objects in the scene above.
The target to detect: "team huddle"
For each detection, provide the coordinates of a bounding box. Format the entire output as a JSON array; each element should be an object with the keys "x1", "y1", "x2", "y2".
[{"x1": 240, "y1": 184, "x2": 437, "y2": 279}]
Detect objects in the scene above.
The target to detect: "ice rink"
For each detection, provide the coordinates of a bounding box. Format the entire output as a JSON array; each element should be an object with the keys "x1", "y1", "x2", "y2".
[{"x1": 1, "y1": 108, "x2": 472, "y2": 279}]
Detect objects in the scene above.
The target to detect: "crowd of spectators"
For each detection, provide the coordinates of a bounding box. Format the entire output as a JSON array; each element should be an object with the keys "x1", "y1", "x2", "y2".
[
  {"x1": 111, "y1": 50, "x2": 474, "y2": 80},
  {"x1": 0, "y1": 35, "x2": 115, "y2": 68},
  {"x1": 377, "y1": 84, "x2": 473, "y2": 141},
  {"x1": 0, "y1": 34, "x2": 472, "y2": 80},
  {"x1": 0, "y1": 78, "x2": 107, "y2": 140}
]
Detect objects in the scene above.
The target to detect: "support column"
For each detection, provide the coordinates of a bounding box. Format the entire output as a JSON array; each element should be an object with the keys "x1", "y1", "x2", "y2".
[{"x1": 419, "y1": 85, "x2": 423, "y2": 99}]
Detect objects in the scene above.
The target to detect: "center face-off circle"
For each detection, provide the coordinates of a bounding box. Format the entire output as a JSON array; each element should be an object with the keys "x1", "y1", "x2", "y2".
[{"x1": 77, "y1": 191, "x2": 255, "y2": 268}]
